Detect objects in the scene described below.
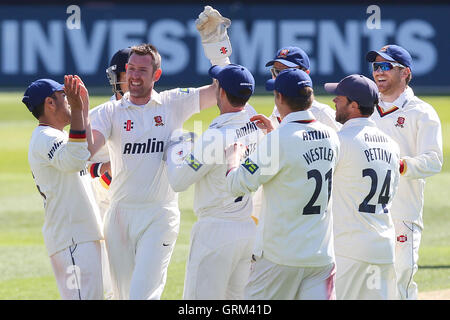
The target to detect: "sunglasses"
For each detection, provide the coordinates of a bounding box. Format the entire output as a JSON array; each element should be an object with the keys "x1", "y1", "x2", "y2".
[{"x1": 372, "y1": 61, "x2": 406, "y2": 72}]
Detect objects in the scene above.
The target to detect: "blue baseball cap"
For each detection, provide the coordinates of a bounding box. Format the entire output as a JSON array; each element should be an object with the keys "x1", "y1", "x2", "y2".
[
  {"x1": 366, "y1": 44, "x2": 413, "y2": 70},
  {"x1": 265, "y1": 68, "x2": 313, "y2": 97},
  {"x1": 324, "y1": 74, "x2": 379, "y2": 108},
  {"x1": 209, "y1": 64, "x2": 255, "y2": 99},
  {"x1": 265, "y1": 47, "x2": 310, "y2": 70},
  {"x1": 22, "y1": 79, "x2": 64, "y2": 112}
]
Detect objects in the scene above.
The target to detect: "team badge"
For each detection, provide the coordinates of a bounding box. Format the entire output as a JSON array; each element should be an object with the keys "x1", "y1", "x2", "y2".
[
  {"x1": 395, "y1": 116, "x2": 405, "y2": 128},
  {"x1": 278, "y1": 49, "x2": 289, "y2": 58},
  {"x1": 380, "y1": 45, "x2": 389, "y2": 52},
  {"x1": 220, "y1": 47, "x2": 228, "y2": 55},
  {"x1": 124, "y1": 120, "x2": 134, "y2": 131},
  {"x1": 242, "y1": 158, "x2": 259, "y2": 175},
  {"x1": 185, "y1": 154, "x2": 203, "y2": 171},
  {"x1": 154, "y1": 115, "x2": 164, "y2": 126},
  {"x1": 397, "y1": 234, "x2": 408, "y2": 243}
]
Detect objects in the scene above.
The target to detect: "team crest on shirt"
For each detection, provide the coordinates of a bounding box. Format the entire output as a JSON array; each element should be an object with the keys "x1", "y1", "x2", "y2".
[
  {"x1": 395, "y1": 116, "x2": 405, "y2": 128},
  {"x1": 380, "y1": 45, "x2": 389, "y2": 52},
  {"x1": 397, "y1": 234, "x2": 408, "y2": 243},
  {"x1": 154, "y1": 115, "x2": 164, "y2": 126}
]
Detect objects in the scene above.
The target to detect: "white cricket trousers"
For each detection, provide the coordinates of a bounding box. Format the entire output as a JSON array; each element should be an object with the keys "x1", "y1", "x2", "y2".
[
  {"x1": 91, "y1": 179, "x2": 114, "y2": 299},
  {"x1": 50, "y1": 241, "x2": 103, "y2": 300},
  {"x1": 183, "y1": 217, "x2": 256, "y2": 300},
  {"x1": 103, "y1": 203, "x2": 179, "y2": 300},
  {"x1": 393, "y1": 219, "x2": 422, "y2": 300},
  {"x1": 245, "y1": 256, "x2": 336, "y2": 300},
  {"x1": 335, "y1": 255, "x2": 398, "y2": 300}
]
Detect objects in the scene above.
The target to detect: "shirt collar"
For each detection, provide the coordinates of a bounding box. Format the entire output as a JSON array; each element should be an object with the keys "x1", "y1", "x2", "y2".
[
  {"x1": 341, "y1": 117, "x2": 376, "y2": 130},
  {"x1": 209, "y1": 110, "x2": 251, "y2": 129},
  {"x1": 279, "y1": 110, "x2": 316, "y2": 127},
  {"x1": 379, "y1": 86, "x2": 414, "y2": 110},
  {"x1": 119, "y1": 90, "x2": 162, "y2": 109}
]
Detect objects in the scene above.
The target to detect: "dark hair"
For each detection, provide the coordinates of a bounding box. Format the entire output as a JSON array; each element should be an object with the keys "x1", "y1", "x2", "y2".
[
  {"x1": 282, "y1": 87, "x2": 314, "y2": 111},
  {"x1": 224, "y1": 88, "x2": 252, "y2": 108},
  {"x1": 129, "y1": 43, "x2": 161, "y2": 72},
  {"x1": 347, "y1": 96, "x2": 376, "y2": 116},
  {"x1": 31, "y1": 102, "x2": 45, "y2": 120}
]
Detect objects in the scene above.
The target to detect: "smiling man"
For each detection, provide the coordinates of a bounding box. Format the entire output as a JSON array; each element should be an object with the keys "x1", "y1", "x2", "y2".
[
  {"x1": 366, "y1": 44, "x2": 443, "y2": 300},
  {"x1": 88, "y1": 43, "x2": 219, "y2": 300}
]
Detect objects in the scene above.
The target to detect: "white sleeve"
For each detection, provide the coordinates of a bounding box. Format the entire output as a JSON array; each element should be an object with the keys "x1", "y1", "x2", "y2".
[
  {"x1": 166, "y1": 133, "x2": 213, "y2": 192},
  {"x1": 90, "y1": 103, "x2": 112, "y2": 142},
  {"x1": 43, "y1": 131, "x2": 91, "y2": 173},
  {"x1": 166, "y1": 88, "x2": 201, "y2": 128},
  {"x1": 402, "y1": 106, "x2": 443, "y2": 179},
  {"x1": 227, "y1": 133, "x2": 280, "y2": 196}
]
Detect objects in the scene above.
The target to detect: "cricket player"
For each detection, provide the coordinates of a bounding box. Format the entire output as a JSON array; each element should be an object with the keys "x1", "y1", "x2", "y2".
[
  {"x1": 23, "y1": 76, "x2": 103, "y2": 300},
  {"x1": 266, "y1": 46, "x2": 341, "y2": 132},
  {"x1": 87, "y1": 40, "x2": 223, "y2": 299},
  {"x1": 324, "y1": 74, "x2": 400, "y2": 299},
  {"x1": 166, "y1": 64, "x2": 263, "y2": 299},
  {"x1": 366, "y1": 45, "x2": 443, "y2": 299},
  {"x1": 225, "y1": 69, "x2": 340, "y2": 300},
  {"x1": 87, "y1": 47, "x2": 131, "y2": 300}
]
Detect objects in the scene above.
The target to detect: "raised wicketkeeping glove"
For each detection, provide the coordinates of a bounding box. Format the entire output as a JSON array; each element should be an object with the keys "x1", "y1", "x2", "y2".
[{"x1": 195, "y1": 5, "x2": 232, "y2": 66}]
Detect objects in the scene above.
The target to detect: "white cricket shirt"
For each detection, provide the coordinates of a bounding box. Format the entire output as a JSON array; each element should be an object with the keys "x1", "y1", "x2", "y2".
[
  {"x1": 91, "y1": 88, "x2": 200, "y2": 207},
  {"x1": 28, "y1": 126, "x2": 103, "y2": 256},
  {"x1": 333, "y1": 117, "x2": 400, "y2": 264},
  {"x1": 270, "y1": 100, "x2": 342, "y2": 132},
  {"x1": 371, "y1": 87, "x2": 443, "y2": 228},
  {"x1": 227, "y1": 110, "x2": 340, "y2": 267},
  {"x1": 167, "y1": 109, "x2": 264, "y2": 220}
]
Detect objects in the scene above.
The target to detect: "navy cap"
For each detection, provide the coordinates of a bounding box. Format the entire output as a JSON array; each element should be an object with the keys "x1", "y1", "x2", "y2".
[
  {"x1": 324, "y1": 74, "x2": 379, "y2": 108},
  {"x1": 265, "y1": 68, "x2": 313, "y2": 97},
  {"x1": 209, "y1": 64, "x2": 255, "y2": 99},
  {"x1": 109, "y1": 47, "x2": 131, "y2": 74},
  {"x1": 366, "y1": 44, "x2": 412, "y2": 70},
  {"x1": 22, "y1": 79, "x2": 64, "y2": 112},
  {"x1": 265, "y1": 47, "x2": 310, "y2": 70}
]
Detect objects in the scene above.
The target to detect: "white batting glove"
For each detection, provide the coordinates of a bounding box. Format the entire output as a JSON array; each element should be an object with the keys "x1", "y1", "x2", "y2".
[{"x1": 195, "y1": 6, "x2": 232, "y2": 66}]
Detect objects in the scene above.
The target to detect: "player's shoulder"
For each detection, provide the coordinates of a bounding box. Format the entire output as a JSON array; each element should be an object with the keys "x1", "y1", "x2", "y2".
[
  {"x1": 90, "y1": 99, "x2": 119, "y2": 117},
  {"x1": 159, "y1": 87, "x2": 197, "y2": 103},
  {"x1": 311, "y1": 99, "x2": 335, "y2": 113},
  {"x1": 29, "y1": 126, "x2": 66, "y2": 155}
]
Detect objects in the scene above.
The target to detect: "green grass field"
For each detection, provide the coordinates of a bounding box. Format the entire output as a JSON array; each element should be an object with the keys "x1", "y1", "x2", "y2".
[{"x1": 0, "y1": 92, "x2": 448, "y2": 299}]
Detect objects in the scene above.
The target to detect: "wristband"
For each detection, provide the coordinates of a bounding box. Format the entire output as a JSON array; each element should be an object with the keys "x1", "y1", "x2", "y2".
[
  {"x1": 68, "y1": 130, "x2": 86, "y2": 142},
  {"x1": 89, "y1": 162, "x2": 101, "y2": 178},
  {"x1": 99, "y1": 171, "x2": 112, "y2": 189},
  {"x1": 399, "y1": 159, "x2": 406, "y2": 175}
]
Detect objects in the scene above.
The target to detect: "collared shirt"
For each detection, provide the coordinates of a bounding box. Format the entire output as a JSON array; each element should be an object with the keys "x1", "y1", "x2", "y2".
[
  {"x1": 28, "y1": 126, "x2": 103, "y2": 256},
  {"x1": 167, "y1": 109, "x2": 264, "y2": 220},
  {"x1": 270, "y1": 100, "x2": 342, "y2": 132},
  {"x1": 333, "y1": 117, "x2": 400, "y2": 264},
  {"x1": 371, "y1": 87, "x2": 443, "y2": 227},
  {"x1": 91, "y1": 88, "x2": 200, "y2": 207},
  {"x1": 227, "y1": 110, "x2": 340, "y2": 267}
]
